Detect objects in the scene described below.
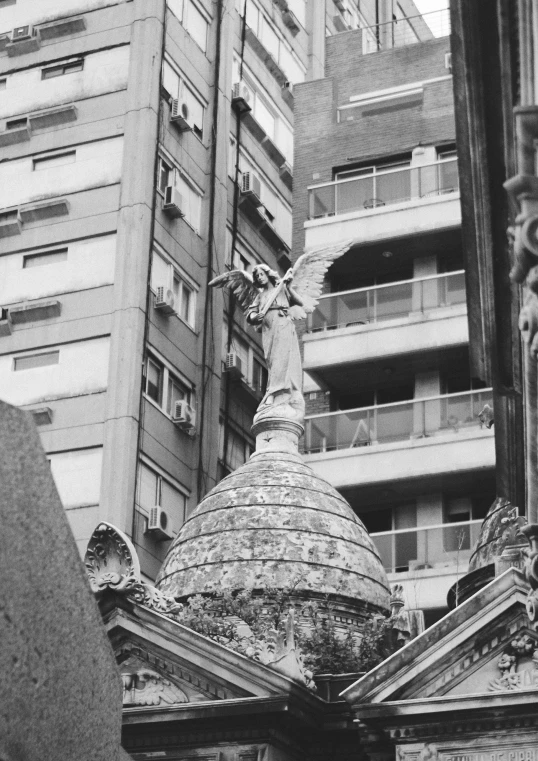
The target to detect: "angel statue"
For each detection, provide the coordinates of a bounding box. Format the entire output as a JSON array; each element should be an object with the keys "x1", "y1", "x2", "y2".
[{"x1": 210, "y1": 241, "x2": 352, "y2": 425}]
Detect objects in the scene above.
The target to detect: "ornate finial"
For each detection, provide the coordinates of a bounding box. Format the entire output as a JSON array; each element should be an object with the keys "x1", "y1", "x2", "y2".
[
  {"x1": 390, "y1": 584, "x2": 405, "y2": 615},
  {"x1": 478, "y1": 403, "x2": 494, "y2": 429},
  {"x1": 84, "y1": 522, "x2": 183, "y2": 618}
]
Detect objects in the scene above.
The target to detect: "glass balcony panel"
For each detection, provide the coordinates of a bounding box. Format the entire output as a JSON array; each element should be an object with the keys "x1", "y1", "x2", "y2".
[
  {"x1": 375, "y1": 403, "x2": 414, "y2": 443},
  {"x1": 310, "y1": 185, "x2": 335, "y2": 219},
  {"x1": 304, "y1": 390, "x2": 493, "y2": 453},
  {"x1": 444, "y1": 271, "x2": 466, "y2": 305},
  {"x1": 307, "y1": 272, "x2": 466, "y2": 331},
  {"x1": 371, "y1": 520, "x2": 482, "y2": 574},
  {"x1": 336, "y1": 176, "x2": 374, "y2": 214},
  {"x1": 307, "y1": 158, "x2": 459, "y2": 219},
  {"x1": 375, "y1": 168, "x2": 411, "y2": 205},
  {"x1": 375, "y1": 281, "x2": 413, "y2": 320}
]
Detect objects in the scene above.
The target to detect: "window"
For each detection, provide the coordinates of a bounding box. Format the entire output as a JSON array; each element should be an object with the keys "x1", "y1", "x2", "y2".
[
  {"x1": 223, "y1": 326, "x2": 266, "y2": 389},
  {"x1": 33, "y1": 151, "x2": 76, "y2": 171},
  {"x1": 145, "y1": 356, "x2": 163, "y2": 403},
  {"x1": 14, "y1": 351, "x2": 59, "y2": 371},
  {"x1": 167, "y1": 0, "x2": 209, "y2": 52},
  {"x1": 6, "y1": 117, "x2": 27, "y2": 130},
  {"x1": 158, "y1": 157, "x2": 172, "y2": 193},
  {"x1": 219, "y1": 421, "x2": 253, "y2": 473},
  {"x1": 23, "y1": 248, "x2": 68, "y2": 268},
  {"x1": 175, "y1": 170, "x2": 203, "y2": 232},
  {"x1": 138, "y1": 460, "x2": 187, "y2": 527},
  {"x1": 162, "y1": 59, "x2": 205, "y2": 138},
  {"x1": 244, "y1": 0, "x2": 306, "y2": 84},
  {"x1": 151, "y1": 249, "x2": 197, "y2": 327},
  {"x1": 238, "y1": 152, "x2": 292, "y2": 246},
  {"x1": 41, "y1": 59, "x2": 84, "y2": 80},
  {"x1": 252, "y1": 358, "x2": 268, "y2": 394},
  {"x1": 157, "y1": 155, "x2": 203, "y2": 232},
  {"x1": 144, "y1": 351, "x2": 194, "y2": 416}
]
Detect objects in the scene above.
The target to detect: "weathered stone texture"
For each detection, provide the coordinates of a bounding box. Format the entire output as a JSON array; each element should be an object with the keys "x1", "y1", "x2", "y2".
[
  {"x1": 157, "y1": 451, "x2": 390, "y2": 614},
  {"x1": 0, "y1": 401, "x2": 123, "y2": 761}
]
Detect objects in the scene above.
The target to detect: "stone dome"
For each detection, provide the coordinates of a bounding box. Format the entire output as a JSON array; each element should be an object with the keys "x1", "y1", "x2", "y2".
[{"x1": 156, "y1": 449, "x2": 390, "y2": 617}]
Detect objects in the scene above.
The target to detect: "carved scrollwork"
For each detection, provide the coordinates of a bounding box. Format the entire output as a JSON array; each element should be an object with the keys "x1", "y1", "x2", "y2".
[
  {"x1": 488, "y1": 628, "x2": 538, "y2": 691},
  {"x1": 84, "y1": 522, "x2": 182, "y2": 619}
]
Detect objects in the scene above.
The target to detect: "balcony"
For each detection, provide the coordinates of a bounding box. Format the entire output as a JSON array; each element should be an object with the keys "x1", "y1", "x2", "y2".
[
  {"x1": 371, "y1": 520, "x2": 482, "y2": 575},
  {"x1": 304, "y1": 272, "x2": 468, "y2": 376},
  {"x1": 304, "y1": 390, "x2": 496, "y2": 490},
  {"x1": 359, "y1": 9, "x2": 450, "y2": 55},
  {"x1": 304, "y1": 158, "x2": 461, "y2": 248},
  {"x1": 369, "y1": 519, "x2": 481, "y2": 610},
  {"x1": 308, "y1": 271, "x2": 465, "y2": 332}
]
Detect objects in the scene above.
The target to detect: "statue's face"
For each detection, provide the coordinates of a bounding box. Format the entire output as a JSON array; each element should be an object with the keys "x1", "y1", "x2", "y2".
[{"x1": 254, "y1": 268, "x2": 268, "y2": 286}]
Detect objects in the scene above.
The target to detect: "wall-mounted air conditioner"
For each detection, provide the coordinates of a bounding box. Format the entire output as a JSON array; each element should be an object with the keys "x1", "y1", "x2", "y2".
[
  {"x1": 154, "y1": 286, "x2": 176, "y2": 315},
  {"x1": 241, "y1": 172, "x2": 262, "y2": 207},
  {"x1": 146, "y1": 505, "x2": 173, "y2": 541},
  {"x1": 225, "y1": 352, "x2": 243, "y2": 379},
  {"x1": 172, "y1": 400, "x2": 196, "y2": 432},
  {"x1": 162, "y1": 185, "x2": 185, "y2": 218},
  {"x1": 170, "y1": 99, "x2": 193, "y2": 132},
  {"x1": 232, "y1": 81, "x2": 253, "y2": 113},
  {"x1": 11, "y1": 25, "x2": 37, "y2": 42}
]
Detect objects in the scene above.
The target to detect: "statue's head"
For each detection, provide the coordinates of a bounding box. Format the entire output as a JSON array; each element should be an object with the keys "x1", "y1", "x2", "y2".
[{"x1": 253, "y1": 264, "x2": 279, "y2": 288}]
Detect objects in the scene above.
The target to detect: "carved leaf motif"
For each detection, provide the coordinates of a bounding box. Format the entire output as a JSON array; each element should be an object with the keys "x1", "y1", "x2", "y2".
[{"x1": 122, "y1": 669, "x2": 189, "y2": 706}]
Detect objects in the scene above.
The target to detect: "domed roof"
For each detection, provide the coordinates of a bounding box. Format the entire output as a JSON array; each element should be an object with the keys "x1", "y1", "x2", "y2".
[
  {"x1": 156, "y1": 450, "x2": 389, "y2": 616},
  {"x1": 468, "y1": 498, "x2": 525, "y2": 572}
]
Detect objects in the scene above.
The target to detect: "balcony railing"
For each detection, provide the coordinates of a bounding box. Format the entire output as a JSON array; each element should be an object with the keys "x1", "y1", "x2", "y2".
[
  {"x1": 360, "y1": 8, "x2": 451, "y2": 55},
  {"x1": 304, "y1": 389, "x2": 493, "y2": 454},
  {"x1": 308, "y1": 157, "x2": 459, "y2": 220},
  {"x1": 370, "y1": 519, "x2": 482, "y2": 574},
  {"x1": 306, "y1": 271, "x2": 466, "y2": 333}
]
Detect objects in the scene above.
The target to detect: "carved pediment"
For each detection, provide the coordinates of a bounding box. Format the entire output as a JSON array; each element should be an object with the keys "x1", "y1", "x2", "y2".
[{"x1": 343, "y1": 569, "x2": 533, "y2": 706}]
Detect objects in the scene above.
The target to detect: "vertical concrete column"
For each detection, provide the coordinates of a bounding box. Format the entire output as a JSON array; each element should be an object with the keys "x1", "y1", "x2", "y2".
[
  {"x1": 412, "y1": 254, "x2": 438, "y2": 312},
  {"x1": 377, "y1": 0, "x2": 394, "y2": 51},
  {"x1": 99, "y1": 0, "x2": 165, "y2": 534},
  {"x1": 413, "y1": 370, "x2": 441, "y2": 437},
  {"x1": 306, "y1": 0, "x2": 326, "y2": 80},
  {"x1": 411, "y1": 145, "x2": 437, "y2": 199},
  {"x1": 415, "y1": 493, "x2": 443, "y2": 565}
]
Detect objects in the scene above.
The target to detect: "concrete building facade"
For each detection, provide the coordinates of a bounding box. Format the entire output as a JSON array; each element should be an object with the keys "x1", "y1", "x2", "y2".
[{"x1": 293, "y1": 7, "x2": 496, "y2": 619}]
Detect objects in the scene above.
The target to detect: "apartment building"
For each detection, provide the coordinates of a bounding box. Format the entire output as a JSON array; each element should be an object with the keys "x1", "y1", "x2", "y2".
[
  {"x1": 0, "y1": 0, "x2": 320, "y2": 578},
  {"x1": 293, "y1": 7, "x2": 497, "y2": 621}
]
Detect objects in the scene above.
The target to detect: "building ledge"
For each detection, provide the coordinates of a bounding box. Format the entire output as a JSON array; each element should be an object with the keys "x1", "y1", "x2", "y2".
[
  {"x1": 29, "y1": 104, "x2": 78, "y2": 130},
  {"x1": 245, "y1": 28, "x2": 288, "y2": 86},
  {"x1": 9, "y1": 299, "x2": 61, "y2": 325},
  {"x1": 19, "y1": 198, "x2": 70, "y2": 223}
]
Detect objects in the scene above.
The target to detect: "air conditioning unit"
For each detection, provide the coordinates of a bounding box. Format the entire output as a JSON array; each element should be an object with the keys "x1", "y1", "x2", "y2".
[
  {"x1": 172, "y1": 400, "x2": 196, "y2": 432},
  {"x1": 170, "y1": 99, "x2": 193, "y2": 131},
  {"x1": 154, "y1": 286, "x2": 176, "y2": 315},
  {"x1": 241, "y1": 172, "x2": 262, "y2": 207},
  {"x1": 232, "y1": 81, "x2": 253, "y2": 113},
  {"x1": 445, "y1": 52, "x2": 452, "y2": 71},
  {"x1": 11, "y1": 25, "x2": 36, "y2": 42},
  {"x1": 146, "y1": 505, "x2": 173, "y2": 541},
  {"x1": 162, "y1": 185, "x2": 185, "y2": 218},
  {"x1": 225, "y1": 352, "x2": 243, "y2": 379}
]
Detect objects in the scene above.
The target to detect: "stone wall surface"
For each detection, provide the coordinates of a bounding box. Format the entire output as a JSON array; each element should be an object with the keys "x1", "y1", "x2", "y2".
[{"x1": 0, "y1": 401, "x2": 123, "y2": 761}]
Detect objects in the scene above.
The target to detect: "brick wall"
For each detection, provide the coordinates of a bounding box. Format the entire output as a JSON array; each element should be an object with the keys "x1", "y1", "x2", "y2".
[{"x1": 292, "y1": 34, "x2": 455, "y2": 261}]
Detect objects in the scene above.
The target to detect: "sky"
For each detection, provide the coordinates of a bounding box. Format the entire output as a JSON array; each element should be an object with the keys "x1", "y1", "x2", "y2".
[{"x1": 413, "y1": 0, "x2": 450, "y2": 12}]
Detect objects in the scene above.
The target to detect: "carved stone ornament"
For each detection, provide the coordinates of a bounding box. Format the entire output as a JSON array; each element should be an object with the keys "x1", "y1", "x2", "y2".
[
  {"x1": 488, "y1": 630, "x2": 538, "y2": 691},
  {"x1": 254, "y1": 608, "x2": 316, "y2": 690},
  {"x1": 121, "y1": 668, "x2": 188, "y2": 706},
  {"x1": 84, "y1": 522, "x2": 183, "y2": 618}
]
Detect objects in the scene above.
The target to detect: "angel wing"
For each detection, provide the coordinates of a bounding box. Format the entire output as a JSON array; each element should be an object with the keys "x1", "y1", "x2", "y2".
[
  {"x1": 289, "y1": 239, "x2": 354, "y2": 319},
  {"x1": 209, "y1": 269, "x2": 259, "y2": 314}
]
